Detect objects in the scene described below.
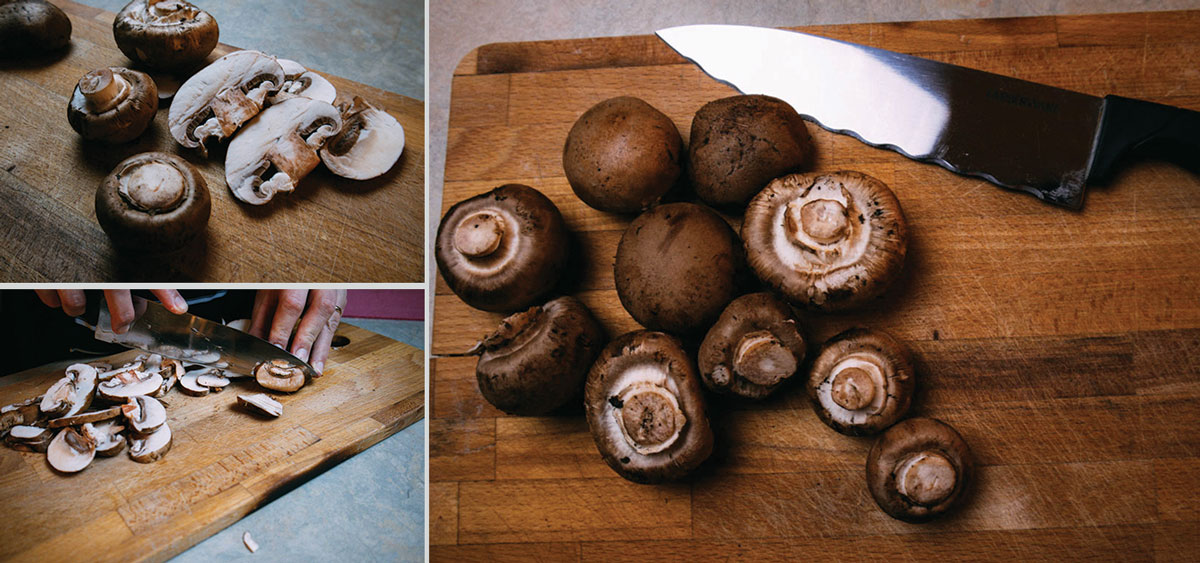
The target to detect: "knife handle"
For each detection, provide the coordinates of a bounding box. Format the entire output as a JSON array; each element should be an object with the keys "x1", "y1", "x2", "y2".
[{"x1": 1089, "y1": 95, "x2": 1200, "y2": 183}]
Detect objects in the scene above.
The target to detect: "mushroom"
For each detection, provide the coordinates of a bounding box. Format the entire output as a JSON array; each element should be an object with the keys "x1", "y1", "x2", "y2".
[
  {"x1": 435, "y1": 184, "x2": 570, "y2": 312},
  {"x1": 867, "y1": 417, "x2": 973, "y2": 523},
  {"x1": 319, "y1": 96, "x2": 405, "y2": 180},
  {"x1": 40, "y1": 364, "x2": 97, "y2": 418},
  {"x1": 85, "y1": 420, "x2": 126, "y2": 457},
  {"x1": 95, "y1": 151, "x2": 211, "y2": 255},
  {"x1": 67, "y1": 67, "x2": 158, "y2": 143},
  {"x1": 98, "y1": 361, "x2": 143, "y2": 381},
  {"x1": 562, "y1": 96, "x2": 683, "y2": 213},
  {"x1": 4, "y1": 425, "x2": 53, "y2": 452},
  {"x1": 614, "y1": 202, "x2": 745, "y2": 336},
  {"x1": 128, "y1": 422, "x2": 172, "y2": 462},
  {"x1": 237, "y1": 393, "x2": 282, "y2": 418},
  {"x1": 743, "y1": 171, "x2": 908, "y2": 311},
  {"x1": 807, "y1": 327, "x2": 915, "y2": 436},
  {"x1": 96, "y1": 365, "x2": 164, "y2": 402},
  {"x1": 149, "y1": 358, "x2": 182, "y2": 397},
  {"x1": 471, "y1": 296, "x2": 606, "y2": 415},
  {"x1": 112, "y1": 0, "x2": 219, "y2": 71},
  {"x1": 197, "y1": 373, "x2": 230, "y2": 390},
  {"x1": 254, "y1": 360, "x2": 305, "y2": 393},
  {"x1": 697, "y1": 292, "x2": 807, "y2": 399},
  {"x1": 48, "y1": 406, "x2": 122, "y2": 428},
  {"x1": 584, "y1": 330, "x2": 713, "y2": 483},
  {"x1": 224, "y1": 96, "x2": 342, "y2": 204},
  {"x1": 47, "y1": 426, "x2": 96, "y2": 473},
  {"x1": 121, "y1": 396, "x2": 166, "y2": 435},
  {"x1": 267, "y1": 59, "x2": 337, "y2": 105},
  {"x1": 1, "y1": 395, "x2": 44, "y2": 436},
  {"x1": 688, "y1": 95, "x2": 814, "y2": 207},
  {"x1": 168, "y1": 49, "x2": 285, "y2": 154},
  {"x1": 0, "y1": 0, "x2": 71, "y2": 57},
  {"x1": 178, "y1": 369, "x2": 210, "y2": 396}
]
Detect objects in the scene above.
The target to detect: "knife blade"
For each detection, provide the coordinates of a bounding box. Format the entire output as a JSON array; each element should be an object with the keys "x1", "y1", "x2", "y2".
[
  {"x1": 94, "y1": 296, "x2": 318, "y2": 380},
  {"x1": 657, "y1": 24, "x2": 1200, "y2": 209}
]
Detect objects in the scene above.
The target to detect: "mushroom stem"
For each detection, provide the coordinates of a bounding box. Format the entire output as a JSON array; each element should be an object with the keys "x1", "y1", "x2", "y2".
[
  {"x1": 118, "y1": 160, "x2": 187, "y2": 212},
  {"x1": 614, "y1": 381, "x2": 687, "y2": 455},
  {"x1": 79, "y1": 68, "x2": 130, "y2": 113},
  {"x1": 830, "y1": 366, "x2": 876, "y2": 410},
  {"x1": 795, "y1": 199, "x2": 849, "y2": 244},
  {"x1": 894, "y1": 451, "x2": 957, "y2": 506},
  {"x1": 732, "y1": 330, "x2": 797, "y2": 386},
  {"x1": 454, "y1": 212, "x2": 506, "y2": 258}
]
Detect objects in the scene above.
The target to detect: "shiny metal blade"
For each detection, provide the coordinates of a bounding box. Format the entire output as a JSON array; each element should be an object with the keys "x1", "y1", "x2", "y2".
[
  {"x1": 657, "y1": 24, "x2": 1105, "y2": 208},
  {"x1": 95, "y1": 297, "x2": 317, "y2": 379}
]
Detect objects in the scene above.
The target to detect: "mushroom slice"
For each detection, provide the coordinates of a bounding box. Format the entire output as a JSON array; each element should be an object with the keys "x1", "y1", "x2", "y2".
[
  {"x1": 5, "y1": 425, "x2": 53, "y2": 453},
  {"x1": 47, "y1": 426, "x2": 97, "y2": 473},
  {"x1": 128, "y1": 422, "x2": 172, "y2": 463},
  {"x1": 867, "y1": 417, "x2": 974, "y2": 523},
  {"x1": 807, "y1": 328, "x2": 915, "y2": 436},
  {"x1": 168, "y1": 50, "x2": 285, "y2": 154},
  {"x1": 743, "y1": 171, "x2": 908, "y2": 311},
  {"x1": 1, "y1": 395, "x2": 44, "y2": 436},
  {"x1": 98, "y1": 361, "x2": 143, "y2": 381},
  {"x1": 96, "y1": 368, "x2": 164, "y2": 402},
  {"x1": 40, "y1": 364, "x2": 98, "y2": 417},
  {"x1": 254, "y1": 360, "x2": 305, "y2": 393},
  {"x1": 122, "y1": 396, "x2": 167, "y2": 436},
  {"x1": 197, "y1": 373, "x2": 231, "y2": 390},
  {"x1": 268, "y1": 59, "x2": 337, "y2": 105},
  {"x1": 225, "y1": 96, "x2": 342, "y2": 204},
  {"x1": 698, "y1": 292, "x2": 807, "y2": 399},
  {"x1": 48, "y1": 405, "x2": 122, "y2": 428},
  {"x1": 178, "y1": 370, "x2": 210, "y2": 396},
  {"x1": 237, "y1": 393, "x2": 282, "y2": 418},
  {"x1": 584, "y1": 331, "x2": 713, "y2": 483},
  {"x1": 149, "y1": 358, "x2": 183, "y2": 398},
  {"x1": 319, "y1": 96, "x2": 405, "y2": 180},
  {"x1": 86, "y1": 420, "x2": 126, "y2": 457}
]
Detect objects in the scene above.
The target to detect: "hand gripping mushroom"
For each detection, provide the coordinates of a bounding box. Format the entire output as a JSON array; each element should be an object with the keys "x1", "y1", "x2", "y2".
[
  {"x1": 225, "y1": 96, "x2": 342, "y2": 204},
  {"x1": 168, "y1": 50, "x2": 285, "y2": 154},
  {"x1": 698, "y1": 292, "x2": 807, "y2": 399},
  {"x1": 743, "y1": 171, "x2": 908, "y2": 311},
  {"x1": 807, "y1": 328, "x2": 915, "y2": 436},
  {"x1": 867, "y1": 417, "x2": 974, "y2": 523},
  {"x1": 585, "y1": 331, "x2": 714, "y2": 483},
  {"x1": 67, "y1": 67, "x2": 158, "y2": 143},
  {"x1": 113, "y1": 0, "x2": 219, "y2": 71},
  {"x1": 95, "y1": 152, "x2": 211, "y2": 254}
]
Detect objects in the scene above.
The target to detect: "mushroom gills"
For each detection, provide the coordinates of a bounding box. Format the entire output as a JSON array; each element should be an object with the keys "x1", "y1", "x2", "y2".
[
  {"x1": 47, "y1": 426, "x2": 97, "y2": 473},
  {"x1": 269, "y1": 59, "x2": 337, "y2": 104},
  {"x1": 320, "y1": 96, "x2": 405, "y2": 180}
]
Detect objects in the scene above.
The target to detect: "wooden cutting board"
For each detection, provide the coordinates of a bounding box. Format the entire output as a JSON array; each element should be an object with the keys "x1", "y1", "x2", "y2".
[
  {"x1": 0, "y1": 322, "x2": 424, "y2": 562},
  {"x1": 431, "y1": 11, "x2": 1200, "y2": 561},
  {"x1": 0, "y1": 1, "x2": 424, "y2": 282}
]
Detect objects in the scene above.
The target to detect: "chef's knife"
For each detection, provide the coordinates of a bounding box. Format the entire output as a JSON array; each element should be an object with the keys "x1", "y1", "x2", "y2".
[
  {"x1": 657, "y1": 24, "x2": 1199, "y2": 209},
  {"x1": 93, "y1": 296, "x2": 317, "y2": 379}
]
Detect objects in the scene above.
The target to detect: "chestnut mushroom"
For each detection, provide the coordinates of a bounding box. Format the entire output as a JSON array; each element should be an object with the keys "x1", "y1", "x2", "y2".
[
  {"x1": 224, "y1": 96, "x2": 341, "y2": 204},
  {"x1": 113, "y1": 0, "x2": 219, "y2": 71},
  {"x1": 698, "y1": 292, "x2": 807, "y2": 399},
  {"x1": 268, "y1": 59, "x2": 337, "y2": 105},
  {"x1": 807, "y1": 327, "x2": 914, "y2": 436},
  {"x1": 40, "y1": 364, "x2": 97, "y2": 418},
  {"x1": 5, "y1": 425, "x2": 53, "y2": 453},
  {"x1": 254, "y1": 360, "x2": 305, "y2": 393},
  {"x1": 585, "y1": 330, "x2": 713, "y2": 483},
  {"x1": 67, "y1": 67, "x2": 158, "y2": 143},
  {"x1": 319, "y1": 96, "x2": 406, "y2": 180},
  {"x1": 471, "y1": 296, "x2": 606, "y2": 415},
  {"x1": 867, "y1": 417, "x2": 974, "y2": 523},
  {"x1": 168, "y1": 49, "x2": 285, "y2": 154},
  {"x1": 0, "y1": 396, "x2": 43, "y2": 435},
  {"x1": 95, "y1": 151, "x2": 211, "y2": 254},
  {"x1": 435, "y1": 184, "x2": 570, "y2": 312},
  {"x1": 614, "y1": 202, "x2": 745, "y2": 336},
  {"x1": 0, "y1": 0, "x2": 71, "y2": 57},
  {"x1": 563, "y1": 96, "x2": 683, "y2": 213}
]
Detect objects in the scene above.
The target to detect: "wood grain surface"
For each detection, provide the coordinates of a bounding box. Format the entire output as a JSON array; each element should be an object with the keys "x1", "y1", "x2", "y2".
[
  {"x1": 0, "y1": 1, "x2": 424, "y2": 282},
  {"x1": 0, "y1": 322, "x2": 425, "y2": 563},
  {"x1": 431, "y1": 10, "x2": 1200, "y2": 561}
]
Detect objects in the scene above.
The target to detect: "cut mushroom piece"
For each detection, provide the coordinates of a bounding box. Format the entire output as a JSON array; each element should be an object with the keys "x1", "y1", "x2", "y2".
[
  {"x1": 237, "y1": 393, "x2": 282, "y2": 418},
  {"x1": 698, "y1": 292, "x2": 807, "y2": 399},
  {"x1": 5, "y1": 425, "x2": 53, "y2": 452},
  {"x1": 96, "y1": 368, "x2": 164, "y2": 402},
  {"x1": 867, "y1": 417, "x2": 974, "y2": 523},
  {"x1": 113, "y1": 0, "x2": 219, "y2": 71},
  {"x1": 86, "y1": 420, "x2": 126, "y2": 457},
  {"x1": 122, "y1": 396, "x2": 167, "y2": 436},
  {"x1": 48, "y1": 405, "x2": 122, "y2": 428},
  {"x1": 168, "y1": 50, "x2": 285, "y2": 154},
  {"x1": 1, "y1": 395, "x2": 44, "y2": 435},
  {"x1": 98, "y1": 361, "x2": 143, "y2": 381},
  {"x1": 95, "y1": 151, "x2": 211, "y2": 255},
  {"x1": 128, "y1": 422, "x2": 172, "y2": 463},
  {"x1": 196, "y1": 373, "x2": 230, "y2": 390},
  {"x1": 67, "y1": 67, "x2": 158, "y2": 143},
  {"x1": 149, "y1": 358, "x2": 182, "y2": 397},
  {"x1": 320, "y1": 96, "x2": 405, "y2": 180},
  {"x1": 807, "y1": 328, "x2": 915, "y2": 436},
  {"x1": 584, "y1": 331, "x2": 713, "y2": 483},
  {"x1": 268, "y1": 59, "x2": 337, "y2": 105},
  {"x1": 40, "y1": 364, "x2": 98, "y2": 417},
  {"x1": 254, "y1": 360, "x2": 306, "y2": 393},
  {"x1": 47, "y1": 426, "x2": 97, "y2": 473},
  {"x1": 178, "y1": 370, "x2": 210, "y2": 396},
  {"x1": 225, "y1": 96, "x2": 342, "y2": 204}
]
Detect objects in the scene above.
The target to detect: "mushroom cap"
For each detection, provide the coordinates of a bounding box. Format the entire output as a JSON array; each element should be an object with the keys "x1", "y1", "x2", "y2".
[
  {"x1": 475, "y1": 296, "x2": 606, "y2": 415},
  {"x1": 698, "y1": 292, "x2": 807, "y2": 399},
  {"x1": 320, "y1": 96, "x2": 405, "y2": 180},
  {"x1": 435, "y1": 184, "x2": 570, "y2": 312},
  {"x1": 67, "y1": 67, "x2": 158, "y2": 143},
  {"x1": 807, "y1": 327, "x2": 914, "y2": 436},
  {"x1": 168, "y1": 49, "x2": 285, "y2": 151},
  {"x1": 563, "y1": 96, "x2": 683, "y2": 213},
  {"x1": 255, "y1": 360, "x2": 305, "y2": 393},
  {"x1": 867, "y1": 417, "x2": 973, "y2": 523},
  {"x1": 688, "y1": 95, "x2": 813, "y2": 207},
  {"x1": 614, "y1": 202, "x2": 745, "y2": 336},
  {"x1": 584, "y1": 330, "x2": 713, "y2": 483},
  {"x1": 113, "y1": 0, "x2": 219, "y2": 71},
  {"x1": 96, "y1": 151, "x2": 211, "y2": 254},
  {"x1": 225, "y1": 96, "x2": 342, "y2": 204},
  {"x1": 0, "y1": 0, "x2": 71, "y2": 57},
  {"x1": 742, "y1": 171, "x2": 908, "y2": 311}
]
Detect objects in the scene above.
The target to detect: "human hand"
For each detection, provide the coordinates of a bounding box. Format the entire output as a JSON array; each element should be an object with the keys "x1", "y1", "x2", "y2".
[
  {"x1": 247, "y1": 290, "x2": 347, "y2": 375},
  {"x1": 34, "y1": 289, "x2": 187, "y2": 333}
]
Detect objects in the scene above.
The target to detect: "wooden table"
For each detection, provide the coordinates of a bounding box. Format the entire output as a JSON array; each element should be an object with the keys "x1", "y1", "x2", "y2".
[
  {"x1": 0, "y1": 1, "x2": 424, "y2": 282},
  {"x1": 431, "y1": 10, "x2": 1200, "y2": 561}
]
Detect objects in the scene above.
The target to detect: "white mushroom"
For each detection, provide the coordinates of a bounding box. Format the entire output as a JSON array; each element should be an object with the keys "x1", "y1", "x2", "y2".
[
  {"x1": 5, "y1": 425, "x2": 53, "y2": 452},
  {"x1": 122, "y1": 396, "x2": 167, "y2": 435},
  {"x1": 236, "y1": 393, "x2": 282, "y2": 417},
  {"x1": 168, "y1": 50, "x2": 286, "y2": 155},
  {"x1": 96, "y1": 367, "x2": 164, "y2": 402},
  {"x1": 85, "y1": 420, "x2": 126, "y2": 457},
  {"x1": 197, "y1": 373, "x2": 231, "y2": 390},
  {"x1": 268, "y1": 59, "x2": 337, "y2": 105},
  {"x1": 47, "y1": 426, "x2": 97, "y2": 473},
  {"x1": 40, "y1": 364, "x2": 98, "y2": 417},
  {"x1": 178, "y1": 370, "x2": 210, "y2": 396},
  {"x1": 128, "y1": 422, "x2": 172, "y2": 463},
  {"x1": 320, "y1": 96, "x2": 405, "y2": 180},
  {"x1": 225, "y1": 96, "x2": 342, "y2": 204}
]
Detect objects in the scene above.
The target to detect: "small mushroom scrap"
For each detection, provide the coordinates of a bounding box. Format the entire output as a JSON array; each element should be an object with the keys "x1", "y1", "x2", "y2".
[
  {"x1": 95, "y1": 151, "x2": 211, "y2": 254},
  {"x1": 224, "y1": 96, "x2": 341, "y2": 204},
  {"x1": 0, "y1": 0, "x2": 71, "y2": 57},
  {"x1": 585, "y1": 331, "x2": 713, "y2": 483},
  {"x1": 319, "y1": 96, "x2": 405, "y2": 180},
  {"x1": 47, "y1": 426, "x2": 96, "y2": 473},
  {"x1": 5, "y1": 425, "x2": 53, "y2": 452},
  {"x1": 40, "y1": 364, "x2": 97, "y2": 418},
  {"x1": 168, "y1": 49, "x2": 285, "y2": 153},
  {"x1": 67, "y1": 67, "x2": 158, "y2": 143},
  {"x1": 807, "y1": 328, "x2": 914, "y2": 436},
  {"x1": 698, "y1": 292, "x2": 807, "y2": 399},
  {"x1": 128, "y1": 422, "x2": 172, "y2": 463},
  {"x1": 268, "y1": 59, "x2": 336, "y2": 104},
  {"x1": 113, "y1": 0, "x2": 219, "y2": 71},
  {"x1": 237, "y1": 393, "x2": 282, "y2": 417},
  {"x1": 867, "y1": 417, "x2": 974, "y2": 523},
  {"x1": 254, "y1": 360, "x2": 305, "y2": 393},
  {"x1": 1, "y1": 395, "x2": 43, "y2": 436}
]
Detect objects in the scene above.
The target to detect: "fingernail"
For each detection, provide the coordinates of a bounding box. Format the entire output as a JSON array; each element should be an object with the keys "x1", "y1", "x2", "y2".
[
  {"x1": 296, "y1": 348, "x2": 309, "y2": 362},
  {"x1": 313, "y1": 361, "x2": 323, "y2": 375},
  {"x1": 115, "y1": 322, "x2": 131, "y2": 334}
]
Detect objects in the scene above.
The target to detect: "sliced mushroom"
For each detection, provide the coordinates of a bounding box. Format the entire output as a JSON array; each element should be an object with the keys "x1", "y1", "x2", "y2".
[
  {"x1": 47, "y1": 426, "x2": 96, "y2": 473},
  {"x1": 40, "y1": 364, "x2": 97, "y2": 418},
  {"x1": 237, "y1": 393, "x2": 282, "y2": 417},
  {"x1": 113, "y1": 0, "x2": 219, "y2": 71},
  {"x1": 319, "y1": 96, "x2": 405, "y2": 180},
  {"x1": 225, "y1": 96, "x2": 342, "y2": 204},
  {"x1": 98, "y1": 361, "x2": 143, "y2": 381},
  {"x1": 254, "y1": 360, "x2": 305, "y2": 393},
  {"x1": 1, "y1": 395, "x2": 44, "y2": 436},
  {"x1": 48, "y1": 405, "x2": 123, "y2": 428},
  {"x1": 85, "y1": 420, "x2": 127, "y2": 457},
  {"x1": 67, "y1": 67, "x2": 158, "y2": 143},
  {"x1": 5, "y1": 425, "x2": 53, "y2": 452},
  {"x1": 168, "y1": 50, "x2": 285, "y2": 154},
  {"x1": 585, "y1": 331, "x2": 713, "y2": 483},
  {"x1": 122, "y1": 396, "x2": 166, "y2": 436},
  {"x1": 0, "y1": 0, "x2": 71, "y2": 57},
  {"x1": 196, "y1": 373, "x2": 230, "y2": 390},
  {"x1": 128, "y1": 422, "x2": 172, "y2": 463},
  {"x1": 267, "y1": 59, "x2": 337, "y2": 105},
  {"x1": 95, "y1": 151, "x2": 211, "y2": 255},
  {"x1": 743, "y1": 171, "x2": 908, "y2": 311},
  {"x1": 807, "y1": 328, "x2": 915, "y2": 436},
  {"x1": 96, "y1": 367, "x2": 164, "y2": 402},
  {"x1": 698, "y1": 292, "x2": 807, "y2": 399},
  {"x1": 867, "y1": 417, "x2": 973, "y2": 523},
  {"x1": 149, "y1": 358, "x2": 182, "y2": 397},
  {"x1": 178, "y1": 370, "x2": 210, "y2": 396}
]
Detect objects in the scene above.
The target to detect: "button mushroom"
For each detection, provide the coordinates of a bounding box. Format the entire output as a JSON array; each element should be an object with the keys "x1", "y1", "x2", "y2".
[
  {"x1": 0, "y1": 0, "x2": 71, "y2": 57},
  {"x1": 96, "y1": 365, "x2": 164, "y2": 402},
  {"x1": 743, "y1": 171, "x2": 908, "y2": 311},
  {"x1": 471, "y1": 296, "x2": 606, "y2": 415},
  {"x1": 614, "y1": 202, "x2": 745, "y2": 336},
  {"x1": 112, "y1": 0, "x2": 218, "y2": 71},
  {"x1": 47, "y1": 426, "x2": 96, "y2": 473},
  {"x1": 698, "y1": 292, "x2": 807, "y2": 399},
  {"x1": 128, "y1": 422, "x2": 171, "y2": 463},
  {"x1": 67, "y1": 67, "x2": 158, "y2": 143},
  {"x1": 268, "y1": 59, "x2": 337, "y2": 105},
  {"x1": 254, "y1": 360, "x2": 305, "y2": 393},
  {"x1": 585, "y1": 330, "x2": 713, "y2": 483},
  {"x1": 40, "y1": 364, "x2": 97, "y2": 418},
  {"x1": 168, "y1": 49, "x2": 285, "y2": 154},
  {"x1": 95, "y1": 151, "x2": 211, "y2": 254},
  {"x1": 319, "y1": 96, "x2": 405, "y2": 180},
  {"x1": 867, "y1": 417, "x2": 973, "y2": 523},
  {"x1": 435, "y1": 184, "x2": 570, "y2": 312},
  {"x1": 224, "y1": 96, "x2": 342, "y2": 204},
  {"x1": 807, "y1": 328, "x2": 915, "y2": 436}
]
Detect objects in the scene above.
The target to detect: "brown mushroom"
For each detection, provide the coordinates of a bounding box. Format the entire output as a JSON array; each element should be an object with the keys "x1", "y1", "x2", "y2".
[
  {"x1": 40, "y1": 364, "x2": 97, "y2": 418},
  {"x1": 67, "y1": 67, "x2": 158, "y2": 143},
  {"x1": 688, "y1": 95, "x2": 813, "y2": 207},
  {"x1": 584, "y1": 330, "x2": 713, "y2": 483},
  {"x1": 563, "y1": 96, "x2": 683, "y2": 213},
  {"x1": 743, "y1": 171, "x2": 908, "y2": 311},
  {"x1": 471, "y1": 296, "x2": 606, "y2": 415},
  {"x1": 1, "y1": 395, "x2": 44, "y2": 436},
  {"x1": 435, "y1": 184, "x2": 570, "y2": 312},
  {"x1": 85, "y1": 420, "x2": 127, "y2": 457},
  {"x1": 113, "y1": 0, "x2": 219, "y2": 71},
  {"x1": 0, "y1": 0, "x2": 71, "y2": 57},
  {"x1": 614, "y1": 202, "x2": 745, "y2": 336},
  {"x1": 807, "y1": 327, "x2": 914, "y2": 436},
  {"x1": 128, "y1": 422, "x2": 171, "y2": 462},
  {"x1": 95, "y1": 151, "x2": 211, "y2": 254},
  {"x1": 867, "y1": 417, "x2": 973, "y2": 523},
  {"x1": 698, "y1": 292, "x2": 807, "y2": 399},
  {"x1": 320, "y1": 96, "x2": 406, "y2": 180},
  {"x1": 47, "y1": 426, "x2": 96, "y2": 473},
  {"x1": 255, "y1": 360, "x2": 305, "y2": 393},
  {"x1": 121, "y1": 396, "x2": 166, "y2": 435},
  {"x1": 4, "y1": 425, "x2": 53, "y2": 453}
]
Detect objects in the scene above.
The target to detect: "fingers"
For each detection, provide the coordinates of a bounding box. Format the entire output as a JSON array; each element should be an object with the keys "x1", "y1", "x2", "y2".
[
  {"x1": 103, "y1": 290, "x2": 135, "y2": 334},
  {"x1": 248, "y1": 290, "x2": 278, "y2": 340},
  {"x1": 289, "y1": 290, "x2": 339, "y2": 363},
  {"x1": 308, "y1": 314, "x2": 340, "y2": 375},
  {"x1": 151, "y1": 290, "x2": 188, "y2": 314},
  {"x1": 34, "y1": 290, "x2": 61, "y2": 309},
  {"x1": 58, "y1": 290, "x2": 87, "y2": 317},
  {"x1": 268, "y1": 290, "x2": 309, "y2": 349}
]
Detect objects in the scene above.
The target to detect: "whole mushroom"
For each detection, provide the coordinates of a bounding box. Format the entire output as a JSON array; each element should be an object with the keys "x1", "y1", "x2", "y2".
[
  {"x1": 67, "y1": 67, "x2": 158, "y2": 143},
  {"x1": 0, "y1": 0, "x2": 71, "y2": 57},
  {"x1": 95, "y1": 151, "x2": 211, "y2": 254},
  {"x1": 113, "y1": 0, "x2": 219, "y2": 71},
  {"x1": 867, "y1": 417, "x2": 974, "y2": 523},
  {"x1": 807, "y1": 327, "x2": 915, "y2": 436},
  {"x1": 698, "y1": 292, "x2": 807, "y2": 399}
]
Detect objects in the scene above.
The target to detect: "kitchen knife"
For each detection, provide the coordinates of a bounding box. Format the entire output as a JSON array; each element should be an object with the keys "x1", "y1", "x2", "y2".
[
  {"x1": 93, "y1": 296, "x2": 317, "y2": 379},
  {"x1": 657, "y1": 24, "x2": 1199, "y2": 209}
]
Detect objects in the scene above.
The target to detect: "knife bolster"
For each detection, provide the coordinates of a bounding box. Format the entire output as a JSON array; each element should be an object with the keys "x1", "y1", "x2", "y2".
[{"x1": 1089, "y1": 95, "x2": 1200, "y2": 184}]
